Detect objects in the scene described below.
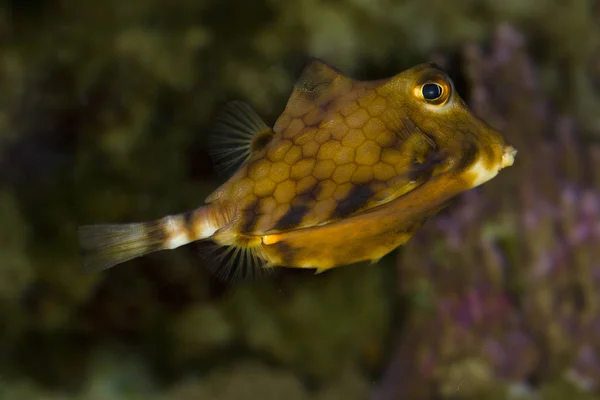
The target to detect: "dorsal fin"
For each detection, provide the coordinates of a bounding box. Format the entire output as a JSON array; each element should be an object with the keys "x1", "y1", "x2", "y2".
[
  {"x1": 295, "y1": 58, "x2": 344, "y2": 98},
  {"x1": 208, "y1": 101, "x2": 274, "y2": 177},
  {"x1": 284, "y1": 58, "x2": 350, "y2": 115}
]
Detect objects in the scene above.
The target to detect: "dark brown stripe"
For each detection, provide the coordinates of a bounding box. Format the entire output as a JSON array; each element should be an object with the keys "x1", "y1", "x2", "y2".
[
  {"x1": 333, "y1": 183, "x2": 375, "y2": 219},
  {"x1": 309, "y1": 180, "x2": 323, "y2": 201},
  {"x1": 408, "y1": 150, "x2": 444, "y2": 181},
  {"x1": 456, "y1": 141, "x2": 480, "y2": 171},
  {"x1": 240, "y1": 199, "x2": 261, "y2": 234},
  {"x1": 182, "y1": 211, "x2": 196, "y2": 233},
  {"x1": 272, "y1": 204, "x2": 311, "y2": 232},
  {"x1": 271, "y1": 183, "x2": 319, "y2": 231},
  {"x1": 272, "y1": 241, "x2": 296, "y2": 266}
]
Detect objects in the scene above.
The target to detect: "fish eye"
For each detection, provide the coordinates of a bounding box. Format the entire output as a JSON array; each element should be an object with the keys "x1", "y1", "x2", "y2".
[
  {"x1": 421, "y1": 83, "x2": 443, "y2": 101},
  {"x1": 412, "y1": 70, "x2": 452, "y2": 105}
]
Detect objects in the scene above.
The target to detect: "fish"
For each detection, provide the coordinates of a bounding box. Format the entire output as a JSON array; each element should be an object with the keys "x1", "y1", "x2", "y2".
[{"x1": 78, "y1": 59, "x2": 517, "y2": 282}]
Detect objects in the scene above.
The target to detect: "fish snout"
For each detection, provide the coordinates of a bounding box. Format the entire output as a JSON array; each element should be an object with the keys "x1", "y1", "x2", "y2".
[{"x1": 501, "y1": 145, "x2": 517, "y2": 169}]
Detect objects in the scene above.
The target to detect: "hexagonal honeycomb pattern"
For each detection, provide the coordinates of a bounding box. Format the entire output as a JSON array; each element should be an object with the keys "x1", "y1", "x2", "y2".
[{"x1": 208, "y1": 80, "x2": 435, "y2": 235}]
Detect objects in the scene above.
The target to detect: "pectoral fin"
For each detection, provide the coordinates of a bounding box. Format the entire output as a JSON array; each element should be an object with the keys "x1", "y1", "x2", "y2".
[{"x1": 208, "y1": 101, "x2": 274, "y2": 177}]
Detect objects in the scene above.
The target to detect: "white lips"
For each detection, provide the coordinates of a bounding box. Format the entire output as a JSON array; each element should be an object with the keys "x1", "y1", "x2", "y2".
[
  {"x1": 502, "y1": 145, "x2": 517, "y2": 168},
  {"x1": 464, "y1": 145, "x2": 517, "y2": 188}
]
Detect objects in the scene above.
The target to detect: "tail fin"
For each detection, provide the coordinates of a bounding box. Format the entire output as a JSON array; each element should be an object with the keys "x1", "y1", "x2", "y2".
[
  {"x1": 77, "y1": 204, "x2": 236, "y2": 272},
  {"x1": 78, "y1": 220, "x2": 169, "y2": 272}
]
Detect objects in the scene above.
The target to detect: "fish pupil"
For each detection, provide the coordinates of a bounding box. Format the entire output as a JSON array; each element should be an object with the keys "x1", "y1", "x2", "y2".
[{"x1": 422, "y1": 83, "x2": 443, "y2": 100}]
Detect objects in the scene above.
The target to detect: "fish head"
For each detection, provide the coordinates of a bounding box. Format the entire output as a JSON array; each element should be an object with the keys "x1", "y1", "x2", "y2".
[
  {"x1": 205, "y1": 60, "x2": 517, "y2": 238},
  {"x1": 380, "y1": 63, "x2": 516, "y2": 187}
]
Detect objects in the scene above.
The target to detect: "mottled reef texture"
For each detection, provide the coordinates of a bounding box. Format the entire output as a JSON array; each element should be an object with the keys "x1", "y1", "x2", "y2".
[{"x1": 0, "y1": 0, "x2": 599, "y2": 399}]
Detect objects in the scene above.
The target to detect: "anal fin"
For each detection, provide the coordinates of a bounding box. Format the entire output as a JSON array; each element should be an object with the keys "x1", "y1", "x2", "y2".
[{"x1": 198, "y1": 239, "x2": 276, "y2": 284}]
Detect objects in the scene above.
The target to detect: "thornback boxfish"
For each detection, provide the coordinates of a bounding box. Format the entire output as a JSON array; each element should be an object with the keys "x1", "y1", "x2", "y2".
[{"x1": 78, "y1": 59, "x2": 517, "y2": 282}]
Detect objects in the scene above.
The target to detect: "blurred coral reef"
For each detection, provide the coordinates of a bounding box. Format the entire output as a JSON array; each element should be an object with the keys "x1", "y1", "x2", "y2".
[
  {"x1": 0, "y1": 0, "x2": 599, "y2": 399},
  {"x1": 376, "y1": 24, "x2": 600, "y2": 400}
]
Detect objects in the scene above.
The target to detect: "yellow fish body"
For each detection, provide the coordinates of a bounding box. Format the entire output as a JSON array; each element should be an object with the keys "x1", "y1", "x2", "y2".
[{"x1": 78, "y1": 59, "x2": 516, "y2": 280}]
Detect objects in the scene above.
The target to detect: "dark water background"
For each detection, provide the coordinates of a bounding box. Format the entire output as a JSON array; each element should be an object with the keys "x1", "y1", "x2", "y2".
[{"x1": 1, "y1": 1, "x2": 600, "y2": 399}]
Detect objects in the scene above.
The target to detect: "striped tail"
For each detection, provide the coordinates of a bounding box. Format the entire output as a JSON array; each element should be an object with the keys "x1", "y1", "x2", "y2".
[{"x1": 77, "y1": 204, "x2": 234, "y2": 272}]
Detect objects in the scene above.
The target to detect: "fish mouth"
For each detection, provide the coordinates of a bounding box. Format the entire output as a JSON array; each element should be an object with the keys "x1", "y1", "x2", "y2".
[{"x1": 501, "y1": 145, "x2": 517, "y2": 169}]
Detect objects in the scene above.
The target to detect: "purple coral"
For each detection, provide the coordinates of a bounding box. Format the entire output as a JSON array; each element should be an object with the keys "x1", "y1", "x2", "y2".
[{"x1": 373, "y1": 24, "x2": 600, "y2": 398}]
